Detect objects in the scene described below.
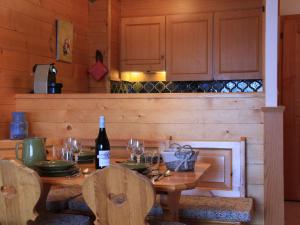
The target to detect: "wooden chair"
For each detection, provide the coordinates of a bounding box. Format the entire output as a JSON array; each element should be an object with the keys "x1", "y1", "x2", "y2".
[
  {"x1": 82, "y1": 164, "x2": 186, "y2": 225},
  {"x1": 0, "y1": 159, "x2": 90, "y2": 225}
]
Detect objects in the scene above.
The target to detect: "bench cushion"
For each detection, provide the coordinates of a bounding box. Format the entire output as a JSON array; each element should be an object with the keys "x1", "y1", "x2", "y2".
[
  {"x1": 148, "y1": 202, "x2": 164, "y2": 217},
  {"x1": 34, "y1": 213, "x2": 91, "y2": 225},
  {"x1": 69, "y1": 194, "x2": 165, "y2": 218},
  {"x1": 179, "y1": 196, "x2": 253, "y2": 222},
  {"x1": 68, "y1": 195, "x2": 92, "y2": 213},
  {"x1": 149, "y1": 222, "x2": 186, "y2": 225},
  {"x1": 46, "y1": 185, "x2": 82, "y2": 212}
]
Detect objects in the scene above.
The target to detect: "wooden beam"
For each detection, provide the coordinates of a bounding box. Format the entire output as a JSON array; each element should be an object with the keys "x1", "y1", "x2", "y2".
[{"x1": 263, "y1": 106, "x2": 284, "y2": 225}]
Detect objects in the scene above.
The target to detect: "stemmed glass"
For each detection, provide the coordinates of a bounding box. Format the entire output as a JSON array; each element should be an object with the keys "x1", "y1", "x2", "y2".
[
  {"x1": 62, "y1": 137, "x2": 82, "y2": 163},
  {"x1": 61, "y1": 145, "x2": 73, "y2": 161},
  {"x1": 71, "y1": 139, "x2": 81, "y2": 163},
  {"x1": 127, "y1": 139, "x2": 137, "y2": 161},
  {"x1": 133, "y1": 140, "x2": 144, "y2": 164}
]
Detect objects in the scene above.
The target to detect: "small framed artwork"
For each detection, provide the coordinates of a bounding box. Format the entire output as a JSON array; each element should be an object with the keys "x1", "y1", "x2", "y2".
[{"x1": 56, "y1": 20, "x2": 73, "y2": 63}]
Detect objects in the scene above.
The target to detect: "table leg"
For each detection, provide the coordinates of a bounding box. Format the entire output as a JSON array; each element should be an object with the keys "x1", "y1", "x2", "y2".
[
  {"x1": 159, "y1": 191, "x2": 181, "y2": 221},
  {"x1": 36, "y1": 183, "x2": 52, "y2": 213}
]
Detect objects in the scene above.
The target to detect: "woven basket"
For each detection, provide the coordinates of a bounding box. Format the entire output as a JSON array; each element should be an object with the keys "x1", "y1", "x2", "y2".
[{"x1": 161, "y1": 144, "x2": 199, "y2": 172}]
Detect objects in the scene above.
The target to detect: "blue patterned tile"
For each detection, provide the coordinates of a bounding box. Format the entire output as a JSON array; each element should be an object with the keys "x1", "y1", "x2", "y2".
[
  {"x1": 250, "y1": 81, "x2": 262, "y2": 90},
  {"x1": 237, "y1": 81, "x2": 248, "y2": 91},
  {"x1": 111, "y1": 80, "x2": 263, "y2": 94},
  {"x1": 133, "y1": 82, "x2": 143, "y2": 93},
  {"x1": 144, "y1": 82, "x2": 155, "y2": 93},
  {"x1": 226, "y1": 81, "x2": 236, "y2": 90},
  {"x1": 155, "y1": 82, "x2": 165, "y2": 92},
  {"x1": 212, "y1": 81, "x2": 225, "y2": 92},
  {"x1": 166, "y1": 82, "x2": 176, "y2": 92}
]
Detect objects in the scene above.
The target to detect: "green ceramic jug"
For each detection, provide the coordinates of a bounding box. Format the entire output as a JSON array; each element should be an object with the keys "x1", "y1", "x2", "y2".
[{"x1": 15, "y1": 137, "x2": 47, "y2": 167}]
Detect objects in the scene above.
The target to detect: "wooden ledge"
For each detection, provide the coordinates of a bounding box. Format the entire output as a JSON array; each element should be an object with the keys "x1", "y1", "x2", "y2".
[
  {"x1": 261, "y1": 106, "x2": 285, "y2": 113},
  {"x1": 15, "y1": 93, "x2": 265, "y2": 100}
]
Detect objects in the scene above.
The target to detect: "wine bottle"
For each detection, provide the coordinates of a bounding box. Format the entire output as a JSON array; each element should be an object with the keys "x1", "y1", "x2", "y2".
[{"x1": 95, "y1": 116, "x2": 110, "y2": 169}]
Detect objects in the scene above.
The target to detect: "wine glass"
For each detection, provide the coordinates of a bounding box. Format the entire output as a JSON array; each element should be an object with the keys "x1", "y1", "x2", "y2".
[
  {"x1": 127, "y1": 139, "x2": 137, "y2": 161},
  {"x1": 133, "y1": 141, "x2": 144, "y2": 164},
  {"x1": 71, "y1": 139, "x2": 81, "y2": 163},
  {"x1": 151, "y1": 149, "x2": 160, "y2": 169},
  {"x1": 61, "y1": 146, "x2": 73, "y2": 161}
]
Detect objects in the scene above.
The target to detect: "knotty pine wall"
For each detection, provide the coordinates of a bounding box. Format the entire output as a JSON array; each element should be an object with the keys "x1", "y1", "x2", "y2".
[
  {"x1": 88, "y1": 0, "x2": 108, "y2": 93},
  {"x1": 121, "y1": 0, "x2": 263, "y2": 17},
  {"x1": 15, "y1": 93, "x2": 264, "y2": 225},
  {"x1": 0, "y1": 0, "x2": 89, "y2": 138},
  {"x1": 88, "y1": 0, "x2": 121, "y2": 93}
]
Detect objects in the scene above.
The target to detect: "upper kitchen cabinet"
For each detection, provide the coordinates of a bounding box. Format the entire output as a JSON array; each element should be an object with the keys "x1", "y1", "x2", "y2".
[
  {"x1": 166, "y1": 13, "x2": 213, "y2": 81},
  {"x1": 121, "y1": 16, "x2": 166, "y2": 72},
  {"x1": 213, "y1": 9, "x2": 262, "y2": 80}
]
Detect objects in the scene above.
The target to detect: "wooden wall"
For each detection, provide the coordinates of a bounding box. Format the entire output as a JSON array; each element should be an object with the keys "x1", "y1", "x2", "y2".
[
  {"x1": 88, "y1": 0, "x2": 109, "y2": 93},
  {"x1": 121, "y1": 0, "x2": 263, "y2": 17},
  {"x1": 88, "y1": 0, "x2": 121, "y2": 93},
  {"x1": 0, "y1": 0, "x2": 89, "y2": 138},
  {"x1": 15, "y1": 92, "x2": 265, "y2": 225}
]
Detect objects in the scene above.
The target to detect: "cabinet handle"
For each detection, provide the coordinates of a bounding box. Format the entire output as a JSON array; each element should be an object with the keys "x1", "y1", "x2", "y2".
[{"x1": 161, "y1": 55, "x2": 165, "y2": 60}]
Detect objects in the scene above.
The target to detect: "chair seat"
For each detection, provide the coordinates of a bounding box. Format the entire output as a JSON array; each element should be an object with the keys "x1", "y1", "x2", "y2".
[
  {"x1": 46, "y1": 185, "x2": 82, "y2": 212},
  {"x1": 34, "y1": 213, "x2": 91, "y2": 225},
  {"x1": 179, "y1": 195, "x2": 254, "y2": 223}
]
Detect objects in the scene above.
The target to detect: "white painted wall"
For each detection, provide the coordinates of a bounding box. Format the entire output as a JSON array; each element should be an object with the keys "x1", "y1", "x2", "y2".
[
  {"x1": 265, "y1": 0, "x2": 279, "y2": 107},
  {"x1": 281, "y1": 0, "x2": 300, "y2": 15}
]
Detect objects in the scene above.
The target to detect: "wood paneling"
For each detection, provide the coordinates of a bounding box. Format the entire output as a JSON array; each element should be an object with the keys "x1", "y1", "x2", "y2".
[
  {"x1": 281, "y1": 15, "x2": 300, "y2": 201},
  {"x1": 166, "y1": 13, "x2": 213, "y2": 81},
  {"x1": 16, "y1": 92, "x2": 264, "y2": 225},
  {"x1": 88, "y1": 0, "x2": 109, "y2": 93},
  {"x1": 121, "y1": 0, "x2": 263, "y2": 17},
  {"x1": 0, "y1": 0, "x2": 89, "y2": 138},
  {"x1": 172, "y1": 139, "x2": 245, "y2": 197},
  {"x1": 214, "y1": 9, "x2": 262, "y2": 80},
  {"x1": 121, "y1": 16, "x2": 166, "y2": 72},
  {"x1": 263, "y1": 107, "x2": 285, "y2": 225},
  {"x1": 88, "y1": 0, "x2": 121, "y2": 93}
]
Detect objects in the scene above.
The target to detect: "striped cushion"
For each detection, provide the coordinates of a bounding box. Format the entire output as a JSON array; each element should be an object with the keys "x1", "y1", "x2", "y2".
[
  {"x1": 148, "y1": 221, "x2": 186, "y2": 225},
  {"x1": 69, "y1": 195, "x2": 165, "y2": 218},
  {"x1": 148, "y1": 202, "x2": 164, "y2": 217},
  {"x1": 34, "y1": 213, "x2": 91, "y2": 225},
  {"x1": 179, "y1": 196, "x2": 254, "y2": 222},
  {"x1": 68, "y1": 195, "x2": 92, "y2": 213},
  {"x1": 46, "y1": 185, "x2": 82, "y2": 211}
]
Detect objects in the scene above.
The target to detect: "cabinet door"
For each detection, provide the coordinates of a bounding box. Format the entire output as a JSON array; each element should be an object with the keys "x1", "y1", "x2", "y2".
[
  {"x1": 121, "y1": 16, "x2": 165, "y2": 72},
  {"x1": 166, "y1": 13, "x2": 213, "y2": 81},
  {"x1": 214, "y1": 9, "x2": 262, "y2": 80}
]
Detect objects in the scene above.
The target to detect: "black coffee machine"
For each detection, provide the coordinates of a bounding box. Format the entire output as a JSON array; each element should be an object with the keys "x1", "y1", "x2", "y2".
[{"x1": 33, "y1": 63, "x2": 63, "y2": 94}]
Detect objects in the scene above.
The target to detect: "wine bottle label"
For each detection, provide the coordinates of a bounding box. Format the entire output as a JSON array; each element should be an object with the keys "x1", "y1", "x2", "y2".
[{"x1": 97, "y1": 150, "x2": 110, "y2": 167}]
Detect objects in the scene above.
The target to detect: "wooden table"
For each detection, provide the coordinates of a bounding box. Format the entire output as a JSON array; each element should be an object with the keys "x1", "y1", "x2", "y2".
[{"x1": 40, "y1": 161, "x2": 210, "y2": 221}]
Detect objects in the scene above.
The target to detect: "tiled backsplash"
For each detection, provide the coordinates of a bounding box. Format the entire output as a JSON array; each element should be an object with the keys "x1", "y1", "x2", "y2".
[{"x1": 111, "y1": 80, "x2": 263, "y2": 93}]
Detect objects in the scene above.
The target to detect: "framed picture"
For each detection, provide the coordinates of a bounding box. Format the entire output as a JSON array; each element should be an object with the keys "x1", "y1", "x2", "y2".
[{"x1": 56, "y1": 20, "x2": 73, "y2": 63}]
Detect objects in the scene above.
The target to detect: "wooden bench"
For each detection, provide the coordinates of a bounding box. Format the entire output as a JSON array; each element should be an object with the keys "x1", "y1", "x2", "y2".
[{"x1": 150, "y1": 138, "x2": 253, "y2": 224}]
